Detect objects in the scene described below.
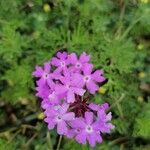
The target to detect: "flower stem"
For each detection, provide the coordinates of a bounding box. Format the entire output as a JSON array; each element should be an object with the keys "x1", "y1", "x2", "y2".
[
  {"x1": 47, "y1": 131, "x2": 53, "y2": 150},
  {"x1": 56, "y1": 135, "x2": 63, "y2": 150}
]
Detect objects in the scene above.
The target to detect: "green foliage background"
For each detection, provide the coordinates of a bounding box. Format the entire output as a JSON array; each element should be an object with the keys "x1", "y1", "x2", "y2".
[{"x1": 0, "y1": 0, "x2": 150, "y2": 149}]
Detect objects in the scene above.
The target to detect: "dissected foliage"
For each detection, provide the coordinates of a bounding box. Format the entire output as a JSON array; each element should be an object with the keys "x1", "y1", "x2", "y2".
[{"x1": 0, "y1": 0, "x2": 149, "y2": 149}]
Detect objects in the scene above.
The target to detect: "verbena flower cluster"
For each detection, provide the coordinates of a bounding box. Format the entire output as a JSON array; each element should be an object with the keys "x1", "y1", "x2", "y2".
[{"x1": 33, "y1": 51, "x2": 114, "y2": 147}]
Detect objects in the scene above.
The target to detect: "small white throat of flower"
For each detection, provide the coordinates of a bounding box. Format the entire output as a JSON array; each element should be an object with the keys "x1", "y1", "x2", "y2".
[
  {"x1": 76, "y1": 62, "x2": 82, "y2": 68},
  {"x1": 60, "y1": 61, "x2": 66, "y2": 67},
  {"x1": 54, "y1": 105, "x2": 61, "y2": 111},
  {"x1": 43, "y1": 72, "x2": 48, "y2": 79},
  {"x1": 84, "y1": 75, "x2": 91, "y2": 82},
  {"x1": 56, "y1": 115, "x2": 62, "y2": 122},
  {"x1": 48, "y1": 92, "x2": 55, "y2": 100},
  {"x1": 85, "y1": 125, "x2": 93, "y2": 133}
]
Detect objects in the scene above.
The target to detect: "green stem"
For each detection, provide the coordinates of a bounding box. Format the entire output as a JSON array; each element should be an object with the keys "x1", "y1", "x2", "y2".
[
  {"x1": 108, "y1": 93, "x2": 125, "y2": 111},
  {"x1": 120, "y1": 16, "x2": 143, "y2": 40},
  {"x1": 115, "y1": 0, "x2": 126, "y2": 39},
  {"x1": 56, "y1": 135, "x2": 63, "y2": 150},
  {"x1": 47, "y1": 132, "x2": 53, "y2": 150}
]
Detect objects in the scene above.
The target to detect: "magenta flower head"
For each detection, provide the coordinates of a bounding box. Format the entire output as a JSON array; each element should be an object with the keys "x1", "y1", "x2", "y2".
[{"x1": 33, "y1": 51, "x2": 114, "y2": 147}]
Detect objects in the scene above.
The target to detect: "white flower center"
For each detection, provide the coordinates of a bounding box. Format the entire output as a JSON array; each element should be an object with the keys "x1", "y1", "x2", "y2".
[
  {"x1": 84, "y1": 75, "x2": 91, "y2": 82},
  {"x1": 76, "y1": 62, "x2": 82, "y2": 68},
  {"x1": 60, "y1": 61, "x2": 66, "y2": 67},
  {"x1": 48, "y1": 92, "x2": 55, "y2": 100},
  {"x1": 66, "y1": 84, "x2": 71, "y2": 89},
  {"x1": 56, "y1": 115, "x2": 62, "y2": 122},
  {"x1": 54, "y1": 105, "x2": 61, "y2": 111},
  {"x1": 43, "y1": 73, "x2": 48, "y2": 79},
  {"x1": 85, "y1": 125, "x2": 93, "y2": 133}
]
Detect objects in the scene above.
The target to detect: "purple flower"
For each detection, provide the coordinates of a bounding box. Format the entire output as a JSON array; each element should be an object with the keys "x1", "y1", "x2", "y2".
[
  {"x1": 73, "y1": 63, "x2": 105, "y2": 94},
  {"x1": 55, "y1": 71, "x2": 85, "y2": 103},
  {"x1": 35, "y1": 84, "x2": 50, "y2": 99},
  {"x1": 71, "y1": 112, "x2": 102, "y2": 147},
  {"x1": 51, "y1": 52, "x2": 70, "y2": 74},
  {"x1": 44, "y1": 103, "x2": 75, "y2": 135},
  {"x1": 89, "y1": 103, "x2": 115, "y2": 133},
  {"x1": 32, "y1": 62, "x2": 52, "y2": 86},
  {"x1": 33, "y1": 51, "x2": 114, "y2": 147},
  {"x1": 68, "y1": 52, "x2": 90, "y2": 72}
]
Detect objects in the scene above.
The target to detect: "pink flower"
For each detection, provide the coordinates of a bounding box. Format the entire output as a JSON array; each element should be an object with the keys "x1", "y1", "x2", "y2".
[
  {"x1": 32, "y1": 62, "x2": 52, "y2": 86},
  {"x1": 51, "y1": 52, "x2": 70, "y2": 74},
  {"x1": 73, "y1": 63, "x2": 105, "y2": 94},
  {"x1": 68, "y1": 52, "x2": 90, "y2": 72},
  {"x1": 44, "y1": 103, "x2": 75, "y2": 135},
  {"x1": 71, "y1": 112, "x2": 102, "y2": 147},
  {"x1": 55, "y1": 70, "x2": 86, "y2": 103}
]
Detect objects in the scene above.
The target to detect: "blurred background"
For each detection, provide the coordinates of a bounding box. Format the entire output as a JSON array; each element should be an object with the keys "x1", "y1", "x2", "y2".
[{"x1": 0, "y1": 0, "x2": 150, "y2": 149}]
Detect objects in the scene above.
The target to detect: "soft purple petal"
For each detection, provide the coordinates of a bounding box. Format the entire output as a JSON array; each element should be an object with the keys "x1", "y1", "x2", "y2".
[
  {"x1": 57, "y1": 52, "x2": 68, "y2": 60},
  {"x1": 71, "y1": 73, "x2": 84, "y2": 88},
  {"x1": 70, "y1": 118, "x2": 86, "y2": 128},
  {"x1": 87, "y1": 134, "x2": 96, "y2": 147},
  {"x1": 100, "y1": 103, "x2": 109, "y2": 110},
  {"x1": 72, "y1": 87, "x2": 86, "y2": 96},
  {"x1": 63, "y1": 112, "x2": 75, "y2": 121},
  {"x1": 41, "y1": 99, "x2": 51, "y2": 109},
  {"x1": 66, "y1": 129, "x2": 76, "y2": 138},
  {"x1": 91, "y1": 70, "x2": 105, "y2": 82},
  {"x1": 69, "y1": 53, "x2": 78, "y2": 64},
  {"x1": 59, "y1": 103, "x2": 69, "y2": 114},
  {"x1": 44, "y1": 62, "x2": 51, "y2": 73},
  {"x1": 85, "y1": 112, "x2": 93, "y2": 125},
  {"x1": 44, "y1": 109, "x2": 57, "y2": 117},
  {"x1": 67, "y1": 90, "x2": 75, "y2": 103},
  {"x1": 57, "y1": 120, "x2": 68, "y2": 135},
  {"x1": 97, "y1": 109, "x2": 106, "y2": 121},
  {"x1": 44, "y1": 118, "x2": 56, "y2": 129},
  {"x1": 106, "y1": 112, "x2": 112, "y2": 121},
  {"x1": 95, "y1": 133, "x2": 102, "y2": 143},
  {"x1": 32, "y1": 66, "x2": 43, "y2": 77},
  {"x1": 83, "y1": 63, "x2": 93, "y2": 75},
  {"x1": 51, "y1": 57, "x2": 60, "y2": 66},
  {"x1": 79, "y1": 52, "x2": 90, "y2": 63},
  {"x1": 55, "y1": 85, "x2": 67, "y2": 94},
  {"x1": 89, "y1": 103, "x2": 99, "y2": 111},
  {"x1": 86, "y1": 80, "x2": 99, "y2": 94},
  {"x1": 87, "y1": 133, "x2": 102, "y2": 147},
  {"x1": 75, "y1": 131, "x2": 87, "y2": 144}
]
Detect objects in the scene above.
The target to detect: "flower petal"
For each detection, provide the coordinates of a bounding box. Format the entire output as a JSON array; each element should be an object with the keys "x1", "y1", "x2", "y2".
[
  {"x1": 44, "y1": 62, "x2": 51, "y2": 73},
  {"x1": 70, "y1": 118, "x2": 86, "y2": 128},
  {"x1": 55, "y1": 85, "x2": 67, "y2": 94},
  {"x1": 89, "y1": 103, "x2": 99, "y2": 111},
  {"x1": 67, "y1": 90, "x2": 75, "y2": 103},
  {"x1": 86, "y1": 80, "x2": 99, "y2": 94},
  {"x1": 85, "y1": 112, "x2": 93, "y2": 125},
  {"x1": 91, "y1": 70, "x2": 105, "y2": 82},
  {"x1": 79, "y1": 52, "x2": 90, "y2": 63},
  {"x1": 72, "y1": 87, "x2": 86, "y2": 96},
  {"x1": 68, "y1": 53, "x2": 78, "y2": 64},
  {"x1": 60, "y1": 103, "x2": 69, "y2": 114},
  {"x1": 51, "y1": 57, "x2": 60, "y2": 66},
  {"x1": 44, "y1": 118, "x2": 56, "y2": 129},
  {"x1": 63, "y1": 112, "x2": 75, "y2": 121},
  {"x1": 57, "y1": 52, "x2": 68, "y2": 60},
  {"x1": 57, "y1": 121, "x2": 68, "y2": 135},
  {"x1": 87, "y1": 133, "x2": 102, "y2": 147},
  {"x1": 83, "y1": 63, "x2": 93, "y2": 75},
  {"x1": 71, "y1": 73, "x2": 84, "y2": 88},
  {"x1": 75, "y1": 131, "x2": 87, "y2": 144},
  {"x1": 32, "y1": 66, "x2": 43, "y2": 77}
]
